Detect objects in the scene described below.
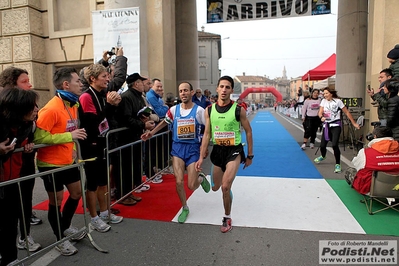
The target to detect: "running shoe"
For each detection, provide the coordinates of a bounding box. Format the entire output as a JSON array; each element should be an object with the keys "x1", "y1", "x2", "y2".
[
  {"x1": 152, "y1": 175, "x2": 163, "y2": 184},
  {"x1": 17, "y1": 235, "x2": 41, "y2": 252},
  {"x1": 55, "y1": 240, "x2": 78, "y2": 256},
  {"x1": 310, "y1": 143, "x2": 315, "y2": 149},
  {"x1": 30, "y1": 212, "x2": 42, "y2": 225},
  {"x1": 301, "y1": 143, "x2": 306, "y2": 150},
  {"x1": 199, "y1": 172, "x2": 210, "y2": 193},
  {"x1": 91, "y1": 217, "x2": 111, "y2": 232},
  {"x1": 63, "y1": 226, "x2": 87, "y2": 241},
  {"x1": 100, "y1": 213, "x2": 123, "y2": 224},
  {"x1": 334, "y1": 164, "x2": 342, "y2": 173},
  {"x1": 135, "y1": 184, "x2": 150, "y2": 193},
  {"x1": 178, "y1": 208, "x2": 189, "y2": 224},
  {"x1": 220, "y1": 217, "x2": 232, "y2": 233},
  {"x1": 314, "y1": 156, "x2": 325, "y2": 164}
]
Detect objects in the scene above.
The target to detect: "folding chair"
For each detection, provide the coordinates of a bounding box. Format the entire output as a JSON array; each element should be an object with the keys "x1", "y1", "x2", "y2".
[{"x1": 362, "y1": 171, "x2": 399, "y2": 215}]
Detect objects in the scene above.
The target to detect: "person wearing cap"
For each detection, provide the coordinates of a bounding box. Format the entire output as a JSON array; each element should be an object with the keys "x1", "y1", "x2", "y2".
[
  {"x1": 115, "y1": 73, "x2": 155, "y2": 205},
  {"x1": 366, "y1": 68, "x2": 393, "y2": 126},
  {"x1": 387, "y1": 44, "x2": 399, "y2": 79}
]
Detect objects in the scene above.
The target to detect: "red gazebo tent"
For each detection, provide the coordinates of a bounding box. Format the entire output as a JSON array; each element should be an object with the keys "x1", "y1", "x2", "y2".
[{"x1": 302, "y1": 53, "x2": 336, "y2": 81}]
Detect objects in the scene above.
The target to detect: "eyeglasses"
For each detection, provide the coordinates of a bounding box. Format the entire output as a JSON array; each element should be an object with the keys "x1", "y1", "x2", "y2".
[{"x1": 196, "y1": 92, "x2": 201, "y2": 94}]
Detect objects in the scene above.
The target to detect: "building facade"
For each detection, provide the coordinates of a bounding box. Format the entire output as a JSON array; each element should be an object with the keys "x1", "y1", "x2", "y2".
[{"x1": 198, "y1": 28, "x2": 221, "y2": 94}]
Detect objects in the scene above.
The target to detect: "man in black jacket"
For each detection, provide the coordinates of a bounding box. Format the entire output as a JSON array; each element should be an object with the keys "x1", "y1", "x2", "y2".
[{"x1": 116, "y1": 73, "x2": 155, "y2": 205}]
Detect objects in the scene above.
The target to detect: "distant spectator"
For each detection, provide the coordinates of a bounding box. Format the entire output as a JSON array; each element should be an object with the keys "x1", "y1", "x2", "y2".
[
  {"x1": 387, "y1": 44, "x2": 399, "y2": 79},
  {"x1": 192, "y1": 88, "x2": 211, "y2": 109},
  {"x1": 301, "y1": 89, "x2": 321, "y2": 150},
  {"x1": 147, "y1": 78, "x2": 168, "y2": 119},
  {"x1": 0, "y1": 67, "x2": 32, "y2": 91}
]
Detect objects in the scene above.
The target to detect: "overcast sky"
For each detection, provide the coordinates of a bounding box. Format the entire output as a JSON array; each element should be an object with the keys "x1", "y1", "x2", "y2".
[{"x1": 196, "y1": 0, "x2": 338, "y2": 79}]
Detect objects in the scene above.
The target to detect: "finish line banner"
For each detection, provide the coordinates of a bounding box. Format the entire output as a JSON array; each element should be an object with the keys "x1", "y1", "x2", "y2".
[{"x1": 207, "y1": 0, "x2": 331, "y2": 23}]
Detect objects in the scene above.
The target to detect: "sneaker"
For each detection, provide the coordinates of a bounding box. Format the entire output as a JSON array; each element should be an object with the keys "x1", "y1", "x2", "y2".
[
  {"x1": 135, "y1": 184, "x2": 150, "y2": 193},
  {"x1": 301, "y1": 143, "x2": 306, "y2": 150},
  {"x1": 334, "y1": 164, "x2": 342, "y2": 173},
  {"x1": 55, "y1": 240, "x2": 78, "y2": 256},
  {"x1": 178, "y1": 208, "x2": 189, "y2": 224},
  {"x1": 91, "y1": 217, "x2": 111, "y2": 232},
  {"x1": 314, "y1": 156, "x2": 325, "y2": 164},
  {"x1": 344, "y1": 167, "x2": 357, "y2": 185},
  {"x1": 310, "y1": 143, "x2": 314, "y2": 149},
  {"x1": 119, "y1": 197, "x2": 137, "y2": 206},
  {"x1": 100, "y1": 213, "x2": 123, "y2": 224},
  {"x1": 152, "y1": 175, "x2": 163, "y2": 184},
  {"x1": 17, "y1": 235, "x2": 41, "y2": 252},
  {"x1": 221, "y1": 217, "x2": 232, "y2": 233},
  {"x1": 199, "y1": 172, "x2": 210, "y2": 193},
  {"x1": 30, "y1": 212, "x2": 42, "y2": 225},
  {"x1": 63, "y1": 226, "x2": 87, "y2": 241}
]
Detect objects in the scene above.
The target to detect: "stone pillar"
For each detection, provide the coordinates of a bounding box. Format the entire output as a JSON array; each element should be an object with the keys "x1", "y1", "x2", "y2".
[
  {"x1": 175, "y1": 0, "x2": 199, "y2": 90},
  {"x1": 336, "y1": 0, "x2": 368, "y2": 100},
  {"x1": 366, "y1": 0, "x2": 399, "y2": 131}
]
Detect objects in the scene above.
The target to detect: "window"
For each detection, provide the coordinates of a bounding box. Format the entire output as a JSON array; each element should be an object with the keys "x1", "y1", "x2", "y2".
[{"x1": 199, "y1": 46, "x2": 206, "y2": 58}]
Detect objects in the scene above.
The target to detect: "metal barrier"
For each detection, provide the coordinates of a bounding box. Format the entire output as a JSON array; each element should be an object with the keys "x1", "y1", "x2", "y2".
[
  {"x1": 0, "y1": 141, "x2": 106, "y2": 266},
  {"x1": 105, "y1": 127, "x2": 172, "y2": 208}
]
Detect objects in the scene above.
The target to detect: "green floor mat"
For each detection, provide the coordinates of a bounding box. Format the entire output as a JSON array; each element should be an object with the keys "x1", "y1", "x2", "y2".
[{"x1": 327, "y1": 179, "x2": 399, "y2": 236}]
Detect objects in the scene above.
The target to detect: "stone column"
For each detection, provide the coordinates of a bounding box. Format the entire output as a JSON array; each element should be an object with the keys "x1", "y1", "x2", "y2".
[
  {"x1": 336, "y1": 1, "x2": 368, "y2": 100},
  {"x1": 175, "y1": 0, "x2": 199, "y2": 90}
]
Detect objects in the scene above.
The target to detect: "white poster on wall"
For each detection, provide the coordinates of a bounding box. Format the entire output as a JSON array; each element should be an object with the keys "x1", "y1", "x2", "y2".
[{"x1": 92, "y1": 7, "x2": 140, "y2": 73}]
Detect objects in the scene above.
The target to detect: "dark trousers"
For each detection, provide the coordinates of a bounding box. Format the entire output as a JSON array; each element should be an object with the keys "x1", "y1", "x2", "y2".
[
  {"x1": 0, "y1": 183, "x2": 20, "y2": 266},
  {"x1": 320, "y1": 126, "x2": 342, "y2": 164},
  {"x1": 304, "y1": 116, "x2": 321, "y2": 144}
]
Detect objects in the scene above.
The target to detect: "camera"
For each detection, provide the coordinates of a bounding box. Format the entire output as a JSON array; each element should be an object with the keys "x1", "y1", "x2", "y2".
[
  {"x1": 107, "y1": 47, "x2": 116, "y2": 56},
  {"x1": 366, "y1": 133, "x2": 374, "y2": 141}
]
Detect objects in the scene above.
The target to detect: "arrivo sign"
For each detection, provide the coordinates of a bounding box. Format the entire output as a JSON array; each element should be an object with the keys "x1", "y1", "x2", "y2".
[{"x1": 207, "y1": 0, "x2": 331, "y2": 23}]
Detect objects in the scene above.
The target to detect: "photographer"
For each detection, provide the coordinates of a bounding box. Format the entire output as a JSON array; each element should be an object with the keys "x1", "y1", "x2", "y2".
[
  {"x1": 98, "y1": 47, "x2": 127, "y2": 93},
  {"x1": 345, "y1": 127, "x2": 399, "y2": 194}
]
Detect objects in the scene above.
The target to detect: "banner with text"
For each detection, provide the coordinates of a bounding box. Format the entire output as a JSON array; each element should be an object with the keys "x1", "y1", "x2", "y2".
[
  {"x1": 207, "y1": 0, "x2": 331, "y2": 23},
  {"x1": 92, "y1": 7, "x2": 140, "y2": 73}
]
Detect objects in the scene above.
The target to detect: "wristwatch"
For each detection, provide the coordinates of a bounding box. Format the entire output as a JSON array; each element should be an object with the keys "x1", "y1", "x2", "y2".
[{"x1": 247, "y1": 155, "x2": 254, "y2": 160}]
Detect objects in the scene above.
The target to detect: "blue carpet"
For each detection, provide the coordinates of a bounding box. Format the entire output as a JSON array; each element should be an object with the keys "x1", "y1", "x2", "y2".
[{"x1": 238, "y1": 110, "x2": 323, "y2": 179}]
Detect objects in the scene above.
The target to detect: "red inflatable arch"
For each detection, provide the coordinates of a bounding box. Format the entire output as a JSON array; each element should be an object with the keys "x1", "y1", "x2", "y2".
[{"x1": 239, "y1": 87, "x2": 283, "y2": 102}]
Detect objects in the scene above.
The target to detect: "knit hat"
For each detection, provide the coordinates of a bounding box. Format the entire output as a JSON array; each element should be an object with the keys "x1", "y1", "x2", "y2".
[{"x1": 387, "y1": 44, "x2": 399, "y2": 60}]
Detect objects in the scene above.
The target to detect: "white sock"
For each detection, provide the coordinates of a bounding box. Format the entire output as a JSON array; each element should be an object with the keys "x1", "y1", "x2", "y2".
[
  {"x1": 91, "y1": 216, "x2": 100, "y2": 222},
  {"x1": 100, "y1": 210, "x2": 109, "y2": 217},
  {"x1": 224, "y1": 214, "x2": 231, "y2": 219}
]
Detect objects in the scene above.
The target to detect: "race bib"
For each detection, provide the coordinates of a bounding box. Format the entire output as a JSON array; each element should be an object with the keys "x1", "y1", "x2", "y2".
[
  {"x1": 177, "y1": 118, "x2": 195, "y2": 139},
  {"x1": 66, "y1": 119, "x2": 78, "y2": 132},
  {"x1": 98, "y1": 118, "x2": 109, "y2": 136},
  {"x1": 214, "y1": 131, "x2": 235, "y2": 146}
]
